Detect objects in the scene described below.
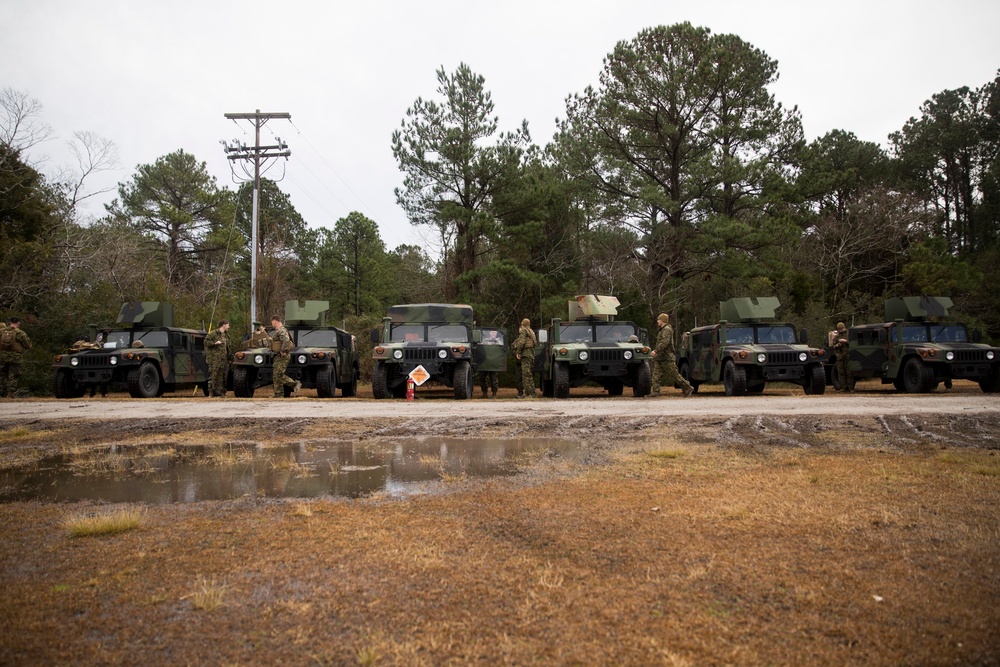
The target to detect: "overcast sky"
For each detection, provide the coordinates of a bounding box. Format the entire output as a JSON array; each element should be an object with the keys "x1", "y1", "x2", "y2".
[{"x1": 4, "y1": 0, "x2": 999, "y2": 253}]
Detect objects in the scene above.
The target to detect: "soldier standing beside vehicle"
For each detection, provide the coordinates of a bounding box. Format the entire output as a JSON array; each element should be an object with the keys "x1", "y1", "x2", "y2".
[
  {"x1": 831, "y1": 321, "x2": 854, "y2": 392},
  {"x1": 270, "y1": 315, "x2": 301, "y2": 398},
  {"x1": 204, "y1": 319, "x2": 232, "y2": 397},
  {"x1": 513, "y1": 318, "x2": 537, "y2": 399},
  {"x1": 650, "y1": 313, "x2": 693, "y2": 397},
  {"x1": 0, "y1": 317, "x2": 32, "y2": 398}
]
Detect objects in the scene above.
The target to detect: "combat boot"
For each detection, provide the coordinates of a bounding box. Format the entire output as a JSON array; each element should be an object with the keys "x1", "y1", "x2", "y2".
[
  {"x1": 682, "y1": 386, "x2": 694, "y2": 397},
  {"x1": 292, "y1": 381, "x2": 302, "y2": 398}
]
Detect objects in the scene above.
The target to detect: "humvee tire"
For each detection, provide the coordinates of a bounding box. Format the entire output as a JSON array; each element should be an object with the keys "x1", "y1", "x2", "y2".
[
  {"x1": 232, "y1": 366, "x2": 255, "y2": 398},
  {"x1": 52, "y1": 369, "x2": 84, "y2": 399},
  {"x1": 128, "y1": 363, "x2": 161, "y2": 399},
  {"x1": 634, "y1": 361, "x2": 652, "y2": 397},
  {"x1": 553, "y1": 361, "x2": 571, "y2": 399},
  {"x1": 453, "y1": 360, "x2": 473, "y2": 400},
  {"x1": 723, "y1": 362, "x2": 747, "y2": 396},
  {"x1": 316, "y1": 366, "x2": 337, "y2": 399},
  {"x1": 804, "y1": 365, "x2": 827, "y2": 395},
  {"x1": 372, "y1": 361, "x2": 389, "y2": 399},
  {"x1": 901, "y1": 357, "x2": 934, "y2": 393}
]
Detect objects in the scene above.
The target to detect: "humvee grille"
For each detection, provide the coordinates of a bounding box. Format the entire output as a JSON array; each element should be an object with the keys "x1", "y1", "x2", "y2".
[
  {"x1": 78, "y1": 354, "x2": 112, "y2": 368},
  {"x1": 954, "y1": 349, "x2": 988, "y2": 362},
  {"x1": 766, "y1": 351, "x2": 798, "y2": 365},
  {"x1": 590, "y1": 349, "x2": 624, "y2": 363},
  {"x1": 404, "y1": 348, "x2": 439, "y2": 362}
]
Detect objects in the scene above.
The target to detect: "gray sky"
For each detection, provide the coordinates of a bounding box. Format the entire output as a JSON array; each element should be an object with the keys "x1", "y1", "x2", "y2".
[{"x1": 3, "y1": 0, "x2": 999, "y2": 253}]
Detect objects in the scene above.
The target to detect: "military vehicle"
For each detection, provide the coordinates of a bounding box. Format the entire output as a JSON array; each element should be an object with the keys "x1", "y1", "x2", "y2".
[
  {"x1": 369, "y1": 303, "x2": 505, "y2": 399},
  {"x1": 51, "y1": 302, "x2": 209, "y2": 398},
  {"x1": 845, "y1": 296, "x2": 1000, "y2": 393},
  {"x1": 230, "y1": 300, "x2": 359, "y2": 398},
  {"x1": 677, "y1": 297, "x2": 827, "y2": 396},
  {"x1": 536, "y1": 295, "x2": 652, "y2": 398}
]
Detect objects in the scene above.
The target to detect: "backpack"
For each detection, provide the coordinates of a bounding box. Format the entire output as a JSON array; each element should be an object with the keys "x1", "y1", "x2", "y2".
[{"x1": 0, "y1": 328, "x2": 16, "y2": 351}]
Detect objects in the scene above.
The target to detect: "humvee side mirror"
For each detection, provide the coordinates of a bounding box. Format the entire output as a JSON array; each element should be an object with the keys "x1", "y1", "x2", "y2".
[
  {"x1": 369, "y1": 328, "x2": 380, "y2": 344},
  {"x1": 799, "y1": 328, "x2": 808, "y2": 345},
  {"x1": 537, "y1": 330, "x2": 548, "y2": 344},
  {"x1": 972, "y1": 329, "x2": 982, "y2": 343},
  {"x1": 878, "y1": 329, "x2": 888, "y2": 344}
]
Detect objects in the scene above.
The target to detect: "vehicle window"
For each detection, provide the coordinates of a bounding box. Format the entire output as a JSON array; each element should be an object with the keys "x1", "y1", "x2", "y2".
[
  {"x1": 427, "y1": 324, "x2": 468, "y2": 343},
  {"x1": 930, "y1": 324, "x2": 968, "y2": 343},
  {"x1": 391, "y1": 325, "x2": 425, "y2": 343},
  {"x1": 757, "y1": 326, "x2": 797, "y2": 344},
  {"x1": 560, "y1": 324, "x2": 593, "y2": 343},
  {"x1": 595, "y1": 324, "x2": 636, "y2": 342},
  {"x1": 135, "y1": 331, "x2": 168, "y2": 347},
  {"x1": 480, "y1": 330, "x2": 504, "y2": 345},
  {"x1": 725, "y1": 327, "x2": 754, "y2": 345},
  {"x1": 297, "y1": 329, "x2": 339, "y2": 347},
  {"x1": 103, "y1": 330, "x2": 132, "y2": 349},
  {"x1": 901, "y1": 325, "x2": 928, "y2": 343}
]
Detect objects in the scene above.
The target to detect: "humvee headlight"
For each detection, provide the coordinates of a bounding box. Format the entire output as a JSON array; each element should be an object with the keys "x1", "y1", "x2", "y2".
[
  {"x1": 988, "y1": 351, "x2": 995, "y2": 360},
  {"x1": 757, "y1": 353, "x2": 766, "y2": 363},
  {"x1": 798, "y1": 352, "x2": 808, "y2": 362},
  {"x1": 70, "y1": 357, "x2": 79, "y2": 367},
  {"x1": 297, "y1": 354, "x2": 308, "y2": 364},
  {"x1": 254, "y1": 354, "x2": 264, "y2": 364},
  {"x1": 109, "y1": 356, "x2": 118, "y2": 365},
  {"x1": 393, "y1": 350, "x2": 403, "y2": 360},
  {"x1": 579, "y1": 350, "x2": 589, "y2": 361},
  {"x1": 945, "y1": 351, "x2": 955, "y2": 361},
  {"x1": 623, "y1": 350, "x2": 633, "y2": 360},
  {"x1": 438, "y1": 349, "x2": 448, "y2": 359}
]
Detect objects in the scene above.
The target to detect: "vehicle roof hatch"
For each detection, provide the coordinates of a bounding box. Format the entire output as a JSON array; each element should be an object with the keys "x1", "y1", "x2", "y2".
[
  {"x1": 117, "y1": 302, "x2": 174, "y2": 328},
  {"x1": 569, "y1": 294, "x2": 620, "y2": 322},
  {"x1": 285, "y1": 300, "x2": 329, "y2": 327},
  {"x1": 719, "y1": 297, "x2": 779, "y2": 322},
  {"x1": 884, "y1": 296, "x2": 952, "y2": 321}
]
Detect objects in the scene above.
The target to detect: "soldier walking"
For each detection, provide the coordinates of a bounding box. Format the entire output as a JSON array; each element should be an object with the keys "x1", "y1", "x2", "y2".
[
  {"x1": 513, "y1": 318, "x2": 537, "y2": 399},
  {"x1": 650, "y1": 313, "x2": 693, "y2": 397},
  {"x1": 0, "y1": 317, "x2": 33, "y2": 398},
  {"x1": 270, "y1": 315, "x2": 301, "y2": 398},
  {"x1": 204, "y1": 319, "x2": 232, "y2": 397}
]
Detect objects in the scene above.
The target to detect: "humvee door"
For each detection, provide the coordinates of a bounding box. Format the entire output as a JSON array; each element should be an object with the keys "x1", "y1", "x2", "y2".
[{"x1": 475, "y1": 328, "x2": 508, "y2": 372}]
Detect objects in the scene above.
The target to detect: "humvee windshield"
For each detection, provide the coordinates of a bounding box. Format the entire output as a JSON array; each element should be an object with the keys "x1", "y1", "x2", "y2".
[
  {"x1": 595, "y1": 323, "x2": 638, "y2": 342},
  {"x1": 930, "y1": 324, "x2": 969, "y2": 343},
  {"x1": 390, "y1": 324, "x2": 469, "y2": 343},
  {"x1": 895, "y1": 325, "x2": 930, "y2": 343},
  {"x1": 724, "y1": 325, "x2": 796, "y2": 345},
  {"x1": 102, "y1": 330, "x2": 168, "y2": 349},
  {"x1": 296, "y1": 329, "x2": 340, "y2": 347},
  {"x1": 559, "y1": 322, "x2": 639, "y2": 343},
  {"x1": 560, "y1": 323, "x2": 594, "y2": 343}
]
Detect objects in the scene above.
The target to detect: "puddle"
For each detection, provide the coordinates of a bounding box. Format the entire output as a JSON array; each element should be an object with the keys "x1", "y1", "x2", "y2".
[{"x1": 0, "y1": 437, "x2": 579, "y2": 504}]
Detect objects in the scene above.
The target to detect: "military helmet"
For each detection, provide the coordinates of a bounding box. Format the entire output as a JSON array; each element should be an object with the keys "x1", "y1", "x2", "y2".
[
  {"x1": 521, "y1": 318, "x2": 531, "y2": 328},
  {"x1": 836, "y1": 321, "x2": 846, "y2": 331},
  {"x1": 657, "y1": 313, "x2": 669, "y2": 324}
]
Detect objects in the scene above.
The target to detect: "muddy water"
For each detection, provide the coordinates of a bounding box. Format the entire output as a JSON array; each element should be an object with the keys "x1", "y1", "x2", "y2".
[{"x1": 0, "y1": 437, "x2": 578, "y2": 504}]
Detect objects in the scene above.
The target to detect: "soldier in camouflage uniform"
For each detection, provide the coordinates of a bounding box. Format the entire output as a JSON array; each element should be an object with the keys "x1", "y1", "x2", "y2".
[
  {"x1": 0, "y1": 317, "x2": 33, "y2": 398},
  {"x1": 204, "y1": 319, "x2": 232, "y2": 397},
  {"x1": 270, "y1": 315, "x2": 301, "y2": 398},
  {"x1": 650, "y1": 313, "x2": 692, "y2": 397},
  {"x1": 513, "y1": 318, "x2": 537, "y2": 399},
  {"x1": 831, "y1": 321, "x2": 854, "y2": 392}
]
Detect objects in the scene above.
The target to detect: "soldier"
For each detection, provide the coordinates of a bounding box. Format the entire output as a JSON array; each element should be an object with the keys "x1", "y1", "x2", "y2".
[
  {"x1": 831, "y1": 321, "x2": 854, "y2": 392},
  {"x1": 270, "y1": 315, "x2": 301, "y2": 398},
  {"x1": 513, "y1": 318, "x2": 537, "y2": 399},
  {"x1": 204, "y1": 319, "x2": 232, "y2": 397},
  {"x1": 479, "y1": 329, "x2": 502, "y2": 398},
  {"x1": 0, "y1": 317, "x2": 33, "y2": 398},
  {"x1": 650, "y1": 313, "x2": 693, "y2": 397}
]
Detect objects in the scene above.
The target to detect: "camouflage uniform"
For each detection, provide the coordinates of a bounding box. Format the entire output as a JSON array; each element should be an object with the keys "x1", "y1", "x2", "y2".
[
  {"x1": 270, "y1": 323, "x2": 298, "y2": 397},
  {"x1": 204, "y1": 324, "x2": 232, "y2": 397},
  {"x1": 479, "y1": 371, "x2": 499, "y2": 398},
  {"x1": 651, "y1": 314, "x2": 692, "y2": 396},
  {"x1": 0, "y1": 322, "x2": 32, "y2": 398},
  {"x1": 831, "y1": 322, "x2": 854, "y2": 392},
  {"x1": 513, "y1": 320, "x2": 537, "y2": 398}
]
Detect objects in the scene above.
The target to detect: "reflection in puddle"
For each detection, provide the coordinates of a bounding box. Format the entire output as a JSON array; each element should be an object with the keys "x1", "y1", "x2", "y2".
[{"x1": 0, "y1": 438, "x2": 578, "y2": 504}]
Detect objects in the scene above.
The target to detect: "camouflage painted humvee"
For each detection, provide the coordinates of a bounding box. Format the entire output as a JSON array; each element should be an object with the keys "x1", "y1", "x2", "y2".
[
  {"x1": 369, "y1": 303, "x2": 505, "y2": 399},
  {"x1": 537, "y1": 295, "x2": 652, "y2": 398},
  {"x1": 677, "y1": 297, "x2": 827, "y2": 396},
  {"x1": 846, "y1": 296, "x2": 1000, "y2": 393},
  {"x1": 51, "y1": 302, "x2": 209, "y2": 398},
  {"x1": 230, "y1": 300, "x2": 359, "y2": 398}
]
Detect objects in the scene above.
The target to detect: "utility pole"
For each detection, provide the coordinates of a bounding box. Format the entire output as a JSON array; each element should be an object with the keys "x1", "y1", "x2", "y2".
[{"x1": 221, "y1": 110, "x2": 291, "y2": 331}]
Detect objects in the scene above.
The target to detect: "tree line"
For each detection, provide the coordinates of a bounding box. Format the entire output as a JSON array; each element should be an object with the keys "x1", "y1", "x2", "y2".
[{"x1": 3, "y1": 23, "x2": 999, "y2": 394}]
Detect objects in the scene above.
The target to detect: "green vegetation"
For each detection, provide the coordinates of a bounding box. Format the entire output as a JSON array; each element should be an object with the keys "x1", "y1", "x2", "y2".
[{"x1": 3, "y1": 27, "x2": 999, "y2": 396}]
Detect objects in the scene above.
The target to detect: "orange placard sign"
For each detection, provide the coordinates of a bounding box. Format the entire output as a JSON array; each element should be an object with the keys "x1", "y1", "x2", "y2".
[{"x1": 409, "y1": 365, "x2": 431, "y2": 386}]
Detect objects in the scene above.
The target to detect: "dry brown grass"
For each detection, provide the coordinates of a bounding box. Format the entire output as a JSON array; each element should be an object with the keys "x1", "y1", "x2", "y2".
[
  {"x1": 63, "y1": 505, "x2": 143, "y2": 537},
  {"x1": 0, "y1": 414, "x2": 998, "y2": 666}
]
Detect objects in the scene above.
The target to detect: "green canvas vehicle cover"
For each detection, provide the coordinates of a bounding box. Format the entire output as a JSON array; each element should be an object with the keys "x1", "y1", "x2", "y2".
[{"x1": 117, "y1": 302, "x2": 174, "y2": 327}]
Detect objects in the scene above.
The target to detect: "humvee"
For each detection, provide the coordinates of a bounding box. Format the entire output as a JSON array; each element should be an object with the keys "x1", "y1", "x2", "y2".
[
  {"x1": 677, "y1": 297, "x2": 827, "y2": 396},
  {"x1": 230, "y1": 300, "x2": 359, "y2": 398},
  {"x1": 51, "y1": 302, "x2": 209, "y2": 399},
  {"x1": 846, "y1": 296, "x2": 1000, "y2": 393},
  {"x1": 537, "y1": 295, "x2": 652, "y2": 398},
  {"x1": 369, "y1": 303, "x2": 505, "y2": 399}
]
